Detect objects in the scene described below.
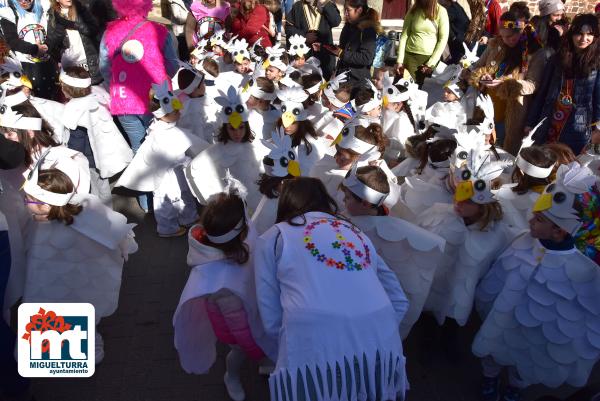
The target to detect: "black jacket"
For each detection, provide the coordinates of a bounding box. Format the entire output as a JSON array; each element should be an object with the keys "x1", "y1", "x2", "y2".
[
  {"x1": 336, "y1": 11, "x2": 379, "y2": 83},
  {"x1": 444, "y1": 2, "x2": 469, "y2": 63},
  {"x1": 0, "y1": 136, "x2": 26, "y2": 170},
  {"x1": 286, "y1": 0, "x2": 341, "y2": 80},
  {"x1": 46, "y1": 0, "x2": 102, "y2": 84}
]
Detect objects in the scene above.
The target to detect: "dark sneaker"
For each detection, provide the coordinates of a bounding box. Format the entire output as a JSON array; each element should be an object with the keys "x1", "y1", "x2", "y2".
[
  {"x1": 502, "y1": 386, "x2": 522, "y2": 401},
  {"x1": 481, "y1": 376, "x2": 500, "y2": 401}
]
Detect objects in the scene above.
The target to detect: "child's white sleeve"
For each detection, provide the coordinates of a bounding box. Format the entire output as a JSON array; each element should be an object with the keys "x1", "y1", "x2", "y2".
[
  {"x1": 254, "y1": 227, "x2": 284, "y2": 339},
  {"x1": 375, "y1": 254, "x2": 409, "y2": 326}
]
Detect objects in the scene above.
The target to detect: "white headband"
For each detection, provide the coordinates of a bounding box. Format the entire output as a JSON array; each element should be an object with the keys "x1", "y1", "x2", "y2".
[
  {"x1": 206, "y1": 218, "x2": 244, "y2": 243},
  {"x1": 338, "y1": 132, "x2": 374, "y2": 154},
  {"x1": 324, "y1": 87, "x2": 346, "y2": 109},
  {"x1": 181, "y1": 73, "x2": 205, "y2": 95},
  {"x1": 516, "y1": 156, "x2": 554, "y2": 179},
  {"x1": 59, "y1": 71, "x2": 91, "y2": 88},
  {"x1": 428, "y1": 157, "x2": 451, "y2": 171},
  {"x1": 0, "y1": 108, "x2": 42, "y2": 130},
  {"x1": 343, "y1": 170, "x2": 388, "y2": 206},
  {"x1": 4, "y1": 90, "x2": 28, "y2": 107},
  {"x1": 357, "y1": 97, "x2": 381, "y2": 114},
  {"x1": 22, "y1": 150, "x2": 77, "y2": 206},
  {"x1": 306, "y1": 80, "x2": 323, "y2": 95},
  {"x1": 250, "y1": 85, "x2": 277, "y2": 101}
]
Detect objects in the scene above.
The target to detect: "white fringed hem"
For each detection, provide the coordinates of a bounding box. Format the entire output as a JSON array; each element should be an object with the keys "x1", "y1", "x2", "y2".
[{"x1": 269, "y1": 349, "x2": 406, "y2": 401}]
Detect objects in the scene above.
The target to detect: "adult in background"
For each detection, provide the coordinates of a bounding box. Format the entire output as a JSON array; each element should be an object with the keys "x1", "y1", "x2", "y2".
[
  {"x1": 466, "y1": 11, "x2": 544, "y2": 155},
  {"x1": 46, "y1": 0, "x2": 102, "y2": 85},
  {"x1": 285, "y1": 0, "x2": 341, "y2": 79},
  {"x1": 98, "y1": 0, "x2": 179, "y2": 211},
  {"x1": 531, "y1": 0, "x2": 566, "y2": 48},
  {"x1": 0, "y1": 0, "x2": 58, "y2": 99},
  {"x1": 162, "y1": 0, "x2": 190, "y2": 59},
  {"x1": 439, "y1": 0, "x2": 469, "y2": 64},
  {"x1": 230, "y1": 0, "x2": 272, "y2": 47},
  {"x1": 394, "y1": 0, "x2": 449, "y2": 84},
  {"x1": 465, "y1": 0, "x2": 502, "y2": 52},
  {"x1": 527, "y1": 14, "x2": 600, "y2": 155},
  {"x1": 184, "y1": 0, "x2": 230, "y2": 51},
  {"x1": 322, "y1": 0, "x2": 380, "y2": 83}
]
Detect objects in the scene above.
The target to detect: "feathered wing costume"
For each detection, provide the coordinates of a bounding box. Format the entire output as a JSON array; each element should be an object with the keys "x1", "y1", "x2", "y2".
[{"x1": 473, "y1": 163, "x2": 600, "y2": 388}]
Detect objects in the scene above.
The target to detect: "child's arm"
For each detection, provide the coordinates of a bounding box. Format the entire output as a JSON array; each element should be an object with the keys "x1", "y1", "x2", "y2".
[
  {"x1": 375, "y1": 254, "x2": 409, "y2": 326},
  {"x1": 254, "y1": 228, "x2": 284, "y2": 339}
]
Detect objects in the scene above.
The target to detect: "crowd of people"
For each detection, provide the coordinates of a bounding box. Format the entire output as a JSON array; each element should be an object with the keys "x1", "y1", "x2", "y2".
[{"x1": 1, "y1": 0, "x2": 600, "y2": 400}]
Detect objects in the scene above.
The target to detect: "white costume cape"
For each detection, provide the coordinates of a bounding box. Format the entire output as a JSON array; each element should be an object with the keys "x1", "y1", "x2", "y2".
[
  {"x1": 308, "y1": 154, "x2": 346, "y2": 199},
  {"x1": 382, "y1": 108, "x2": 415, "y2": 163},
  {"x1": 185, "y1": 141, "x2": 262, "y2": 211},
  {"x1": 117, "y1": 120, "x2": 193, "y2": 192},
  {"x1": 173, "y1": 226, "x2": 276, "y2": 374},
  {"x1": 23, "y1": 194, "x2": 137, "y2": 322},
  {"x1": 418, "y1": 203, "x2": 516, "y2": 325},
  {"x1": 400, "y1": 171, "x2": 453, "y2": 222},
  {"x1": 178, "y1": 96, "x2": 217, "y2": 156},
  {"x1": 351, "y1": 215, "x2": 446, "y2": 338},
  {"x1": 473, "y1": 233, "x2": 600, "y2": 387},
  {"x1": 391, "y1": 157, "x2": 420, "y2": 178},
  {"x1": 62, "y1": 94, "x2": 133, "y2": 178},
  {"x1": 251, "y1": 195, "x2": 278, "y2": 236},
  {"x1": 255, "y1": 212, "x2": 409, "y2": 401}
]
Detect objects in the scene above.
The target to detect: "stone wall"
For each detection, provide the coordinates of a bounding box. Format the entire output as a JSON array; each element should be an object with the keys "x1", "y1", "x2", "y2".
[{"x1": 497, "y1": 0, "x2": 598, "y2": 15}]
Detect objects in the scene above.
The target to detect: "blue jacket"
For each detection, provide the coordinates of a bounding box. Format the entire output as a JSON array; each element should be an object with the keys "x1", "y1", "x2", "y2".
[{"x1": 528, "y1": 54, "x2": 600, "y2": 155}]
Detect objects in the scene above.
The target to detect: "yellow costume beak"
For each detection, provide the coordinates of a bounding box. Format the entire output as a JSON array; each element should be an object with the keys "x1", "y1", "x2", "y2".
[
  {"x1": 382, "y1": 95, "x2": 389, "y2": 108},
  {"x1": 297, "y1": 51, "x2": 305, "y2": 58},
  {"x1": 287, "y1": 160, "x2": 301, "y2": 177},
  {"x1": 331, "y1": 133, "x2": 342, "y2": 147},
  {"x1": 532, "y1": 193, "x2": 553, "y2": 212},
  {"x1": 235, "y1": 54, "x2": 244, "y2": 64},
  {"x1": 319, "y1": 81, "x2": 328, "y2": 91},
  {"x1": 242, "y1": 81, "x2": 251, "y2": 93},
  {"x1": 21, "y1": 75, "x2": 33, "y2": 89},
  {"x1": 172, "y1": 98, "x2": 183, "y2": 111},
  {"x1": 229, "y1": 112, "x2": 243, "y2": 129},
  {"x1": 281, "y1": 111, "x2": 296, "y2": 128},
  {"x1": 454, "y1": 180, "x2": 474, "y2": 202},
  {"x1": 262, "y1": 59, "x2": 270, "y2": 69}
]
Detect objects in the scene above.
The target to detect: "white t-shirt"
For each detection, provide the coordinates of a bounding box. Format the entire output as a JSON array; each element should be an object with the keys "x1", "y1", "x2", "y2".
[{"x1": 59, "y1": 8, "x2": 87, "y2": 68}]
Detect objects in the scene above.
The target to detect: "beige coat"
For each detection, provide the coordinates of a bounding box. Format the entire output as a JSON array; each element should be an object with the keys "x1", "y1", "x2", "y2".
[{"x1": 469, "y1": 38, "x2": 546, "y2": 155}]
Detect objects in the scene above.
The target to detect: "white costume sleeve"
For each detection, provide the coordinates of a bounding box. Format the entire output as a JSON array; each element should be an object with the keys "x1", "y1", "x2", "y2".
[
  {"x1": 375, "y1": 254, "x2": 409, "y2": 326},
  {"x1": 254, "y1": 226, "x2": 284, "y2": 339}
]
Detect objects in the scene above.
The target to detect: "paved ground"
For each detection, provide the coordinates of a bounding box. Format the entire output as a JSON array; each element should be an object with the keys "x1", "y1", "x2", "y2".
[{"x1": 27, "y1": 193, "x2": 598, "y2": 401}]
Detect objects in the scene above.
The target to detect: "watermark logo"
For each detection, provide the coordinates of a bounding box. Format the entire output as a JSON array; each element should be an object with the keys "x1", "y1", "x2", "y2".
[{"x1": 18, "y1": 303, "x2": 95, "y2": 377}]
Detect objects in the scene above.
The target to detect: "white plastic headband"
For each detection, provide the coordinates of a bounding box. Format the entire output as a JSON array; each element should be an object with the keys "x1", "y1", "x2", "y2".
[
  {"x1": 357, "y1": 97, "x2": 380, "y2": 114},
  {"x1": 343, "y1": 171, "x2": 388, "y2": 206},
  {"x1": 250, "y1": 85, "x2": 277, "y2": 100},
  {"x1": 339, "y1": 133, "x2": 374, "y2": 154},
  {"x1": 23, "y1": 179, "x2": 75, "y2": 206},
  {"x1": 515, "y1": 155, "x2": 554, "y2": 179},
  {"x1": 181, "y1": 72, "x2": 205, "y2": 95},
  {"x1": 324, "y1": 87, "x2": 346, "y2": 109},
  {"x1": 22, "y1": 151, "x2": 76, "y2": 206},
  {"x1": 59, "y1": 71, "x2": 91, "y2": 88},
  {"x1": 4, "y1": 90, "x2": 28, "y2": 107},
  {"x1": 206, "y1": 218, "x2": 244, "y2": 243},
  {"x1": 428, "y1": 157, "x2": 451, "y2": 170},
  {"x1": 306, "y1": 80, "x2": 323, "y2": 95},
  {"x1": 0, "y1": 109, "x2": 42, "y2": 131}
]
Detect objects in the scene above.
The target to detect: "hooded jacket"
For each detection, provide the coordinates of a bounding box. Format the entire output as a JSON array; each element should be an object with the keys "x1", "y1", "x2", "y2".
[{"x1": 336, "y1": 8, "x2": 381, "y2": 83}]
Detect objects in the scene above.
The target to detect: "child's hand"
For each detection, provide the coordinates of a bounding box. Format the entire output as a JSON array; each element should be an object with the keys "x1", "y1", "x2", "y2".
[{"x1": 312, "y1": 42, "x2": 322, "y2": 52}]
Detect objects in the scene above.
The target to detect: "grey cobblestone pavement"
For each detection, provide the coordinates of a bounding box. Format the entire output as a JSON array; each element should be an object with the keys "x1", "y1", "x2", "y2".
[{"x1": 28, "y1": 194, "x2": 598, "y2": 401}]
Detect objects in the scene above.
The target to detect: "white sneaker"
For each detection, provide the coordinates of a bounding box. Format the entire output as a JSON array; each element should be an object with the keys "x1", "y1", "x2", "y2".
[{"x1": 223, "y1": 372, "x2": 245, "y2": 401}]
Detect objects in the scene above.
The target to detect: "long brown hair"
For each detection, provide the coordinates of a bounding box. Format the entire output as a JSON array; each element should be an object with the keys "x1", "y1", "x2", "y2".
[
  {"x1": 511, "y1": 146, "x2": 556, "y2": 194},
  {"x1": 200, "y1": 192, "x2": 249, "y2": 264},
  {"x1": 276, "y1": 119, "x2": 317, "y2": 154},
  {"x1": 0, "y1": 102, "x2": 57, "y2": 167},
  {"x1": 276, "y1": 177, "x2": 339, "y2": 225},
  {"x1": 559, "y1": 13, "x2": 600, "y2": 78},
  {"x1": 50, "y1": 0, "x2": 78, "y2": 21},
  {"x1": 410, "y1": 0, "x2": 438, "y2": 20},
  {"x1": 37, "y1": 169, "x2": 83, "y2": 225}
]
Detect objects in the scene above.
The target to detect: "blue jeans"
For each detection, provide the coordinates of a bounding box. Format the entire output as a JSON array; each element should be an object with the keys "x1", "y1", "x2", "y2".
[
  {"x1": 0, "y1": 231, "x2": 30, "y2": 397},
  {"x1": 117, "y1": 114, "x2": 153, "y2": 211}
]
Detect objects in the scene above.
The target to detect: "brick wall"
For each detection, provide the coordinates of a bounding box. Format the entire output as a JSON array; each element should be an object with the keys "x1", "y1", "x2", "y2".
[{"x1": 497, "y1": 0, "x2": 598, "y2": 15}]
